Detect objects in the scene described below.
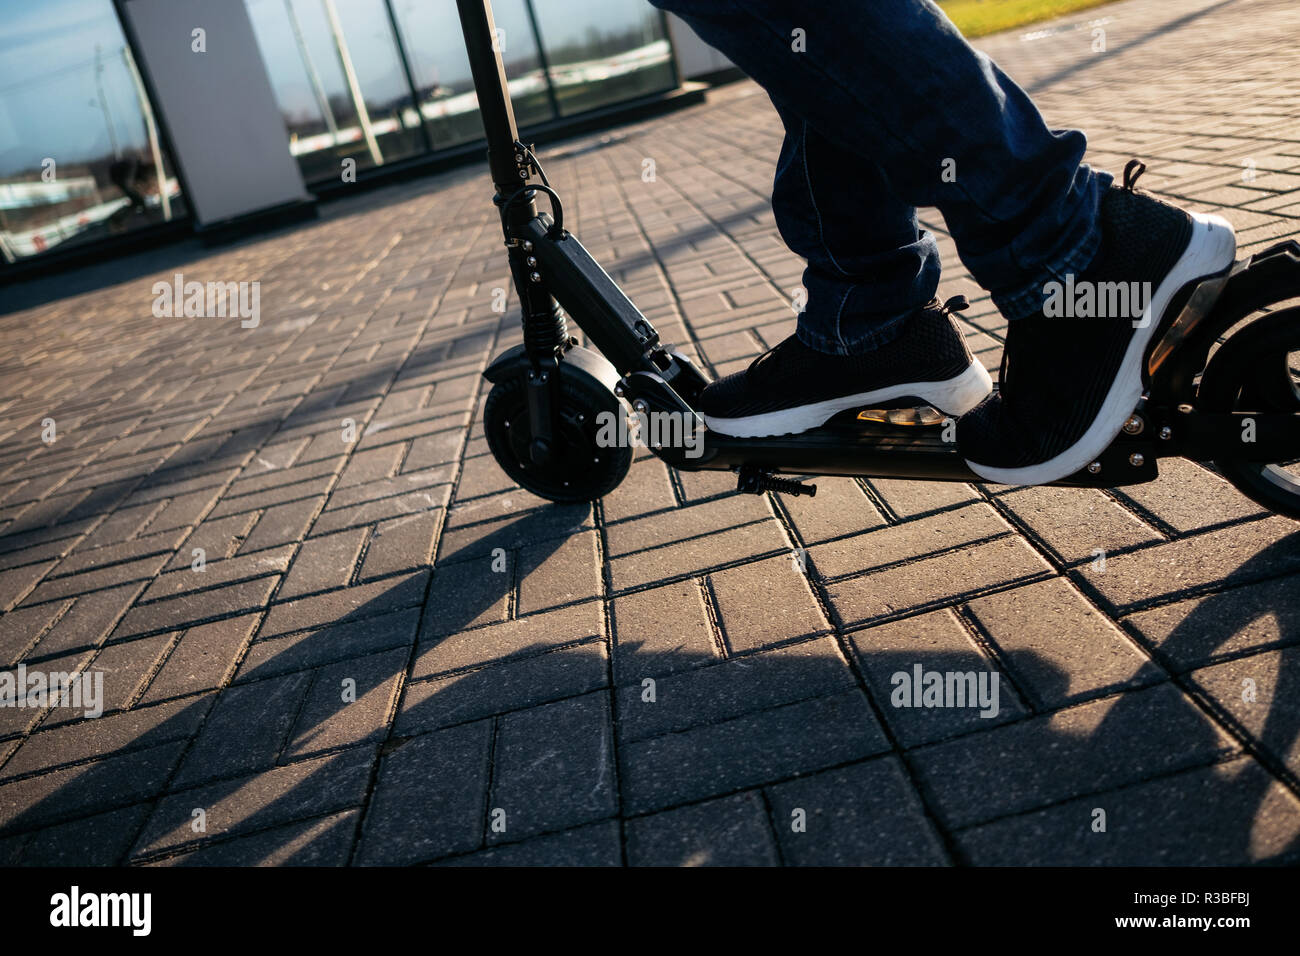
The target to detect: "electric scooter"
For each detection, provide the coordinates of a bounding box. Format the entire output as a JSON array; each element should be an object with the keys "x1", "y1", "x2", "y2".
[{"x1": 456, "y1": 0, "x2": 1300, "y2": 518}]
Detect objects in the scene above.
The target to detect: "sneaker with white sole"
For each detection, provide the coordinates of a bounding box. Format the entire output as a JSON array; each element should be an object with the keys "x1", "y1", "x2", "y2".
[
  {"x1": 957, "y1": 160, "x2": 1237, "y2": 485},
  {"x1": 699, "y1": 295, "x2": 993, "y2": 438}
]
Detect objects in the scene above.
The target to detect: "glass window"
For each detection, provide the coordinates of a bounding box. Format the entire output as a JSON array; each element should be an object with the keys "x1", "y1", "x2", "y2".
[
  {"x1": 389, "y1": 0, "x2": 555, "y2": 150},
  {"x1": 245, "y1": 0, "x2": 426, "y2": 183},
  {"x1": 530, "y1": 0, "x2": 675, "y2": 116},
  {"x1": 0, "y1": 0, "x2": 185, "y2": 263}
]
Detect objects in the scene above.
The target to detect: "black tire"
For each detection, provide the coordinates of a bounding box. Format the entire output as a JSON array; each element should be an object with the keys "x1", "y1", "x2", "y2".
[
  {"x1": 1199, "y1": 307, "x2": 1300, "y2": 519},
  {"x1": 484, "y1": 368, "x2": 633, "y2": 503}
]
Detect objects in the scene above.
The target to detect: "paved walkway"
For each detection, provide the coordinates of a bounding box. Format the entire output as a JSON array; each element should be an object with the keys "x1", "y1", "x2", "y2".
[{"x1": 3, "y1": 0, "x2": 1300, "y2": 865}]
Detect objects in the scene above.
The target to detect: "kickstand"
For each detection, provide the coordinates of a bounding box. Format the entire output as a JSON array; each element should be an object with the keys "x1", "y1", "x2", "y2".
[{"x1": 736, "y1": 465, "x2": 817, "y2": 498}]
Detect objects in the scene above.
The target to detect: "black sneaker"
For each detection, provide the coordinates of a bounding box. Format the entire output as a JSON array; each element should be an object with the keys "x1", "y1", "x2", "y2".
[
  {"x1": 699, "y1": 296, "x2": 993, "y2": 437},
  {"x1": 958, "y1": 160, "x2": 1236, "y2": 485}
]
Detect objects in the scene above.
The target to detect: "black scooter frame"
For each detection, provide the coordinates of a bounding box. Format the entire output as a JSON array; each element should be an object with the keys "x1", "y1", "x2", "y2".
[{"x1": 458, "y1": 0, "x2": 1300, "y2": 499}]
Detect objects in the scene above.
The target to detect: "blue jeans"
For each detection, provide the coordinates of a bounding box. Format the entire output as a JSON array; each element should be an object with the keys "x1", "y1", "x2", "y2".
[{"x1": 649, "y1": 0, "x2": 1111, "y2": 353}]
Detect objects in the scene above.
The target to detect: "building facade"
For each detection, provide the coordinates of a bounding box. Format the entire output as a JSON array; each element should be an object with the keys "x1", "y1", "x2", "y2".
[{"x1": 0, "y1": 0, "x2": 691, "y2": 274}]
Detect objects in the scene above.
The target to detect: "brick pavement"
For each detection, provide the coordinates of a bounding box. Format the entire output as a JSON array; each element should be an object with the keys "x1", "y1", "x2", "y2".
[{"x1": 2, "y1": 0, "x2": 1300, "y2": 865}]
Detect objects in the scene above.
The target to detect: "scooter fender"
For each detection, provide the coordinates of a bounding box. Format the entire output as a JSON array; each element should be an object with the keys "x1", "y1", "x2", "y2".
[{"x1": 483, "y1": 343, "x2": 622, "y2": 395}]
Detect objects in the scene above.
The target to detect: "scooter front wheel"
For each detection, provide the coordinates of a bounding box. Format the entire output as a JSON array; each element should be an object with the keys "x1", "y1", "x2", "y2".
[
  {"x1": 483, "y1": 368, "x2": 633, "y2": 504},
  {"x1": 1199, "y1": 307, "x2": 1300, "y2": 519}
]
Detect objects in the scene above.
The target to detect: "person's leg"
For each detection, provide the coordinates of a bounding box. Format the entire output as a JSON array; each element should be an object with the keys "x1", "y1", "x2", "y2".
[
  {"x1": 654, "y1": 0, "x2": 1235, "y2": 482},
  {"x1": 652, "y1": 0, "x2": 1105, "y2": 314},
  {"x1": 697, "y1": 94, "x2": 993, "y2": 437},
  {"x1": 768, "y1": 97, "x2": 940, "y2": 354}
]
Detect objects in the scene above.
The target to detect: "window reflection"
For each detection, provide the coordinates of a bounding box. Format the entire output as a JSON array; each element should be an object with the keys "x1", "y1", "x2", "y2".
[
  {"x1": 388, "y1": 0, "x2": 553, "y2": 149},
  {"x1": 246, "y1": 0, "x2": 425, "y2": 183},
  {"x1": 251, "y1": 0, "x2": 679, "y2": 183},
  {"x1": 531, "y1": 0, "x2": 675, "y2": 116},
  {"x1": 0, "y1": 0, "x2": 185, "y2": 263}
]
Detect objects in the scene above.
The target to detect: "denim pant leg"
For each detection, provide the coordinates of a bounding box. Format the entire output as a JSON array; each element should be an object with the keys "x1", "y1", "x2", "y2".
[
  {"x1": 769, "y1": 96, "x2": 941, "y2": 354},
  {"x1": 650, "y1": 0, "x2": 1110, "y2": 322}
]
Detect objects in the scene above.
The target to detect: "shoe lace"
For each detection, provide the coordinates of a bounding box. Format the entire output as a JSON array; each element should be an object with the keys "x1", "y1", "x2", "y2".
[{"x1": 747, "y1": 334, "x2": 796, "y2": 379}]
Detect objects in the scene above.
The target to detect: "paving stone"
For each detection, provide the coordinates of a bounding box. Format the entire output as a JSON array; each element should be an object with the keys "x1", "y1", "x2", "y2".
[
  {"x1": 850, "y1": 609, "x2": 1026, "y2": 746},
  {"x1": 958, "y1": 756, "x2": 1300, "y2": 865},
  {"x1": 1074, "y1": 516, "x2": 1300, "y2": 613},
  {"x1": 909, "y1": 683, "x2": 1240, "y2": 829},
  {"x1": 112, "y1": 576, "x2": 278, "y2": 639},
  {"x1": 413, "y1": 597, "x2": 601, "y2": 678},
  {"x1": 172, "y1": 672, "x2": 313, "y2": 787},
  {"x1": 604, "y1": 493, "x2": 772, "y2": 559},
  {"x1": 617, "y1": 637, "x2": 854, "y2": 742},
  {"x1": 626, "y1": 791, "x2": 779, "y2": 866},
  {"x1": 609, "y1": 516, "x2": 789, "y2": 592},
  {"x1": 51, "y1": 527, "x2": 189, "y2": 579},
  {"x1": 285, "y1": 647, "x2": 408, "y2": 757},
  {"x1": 488, "y1": 693, "x2": 616, "y2": 842},
  {"x1": 780, "y1": 476, "x2": 885, "y2": 544},
  {"x1": 0, "y1": 646, "x2": 97, "y2": 736},
  {"x1": 828, "y1": 536, "x2": 1053, "y2": 628},
  {"x1": 964, "y1": 577, "x2": 1161, "y2": 708},
  {"x1": 312, "y1": 488, "x2": 448, "y2": 536},
  {"x1": 767, "y1": 758, "x2": 950, "y2": 865},
  {"x1": 356, "y1": 721, "x2": 491, "y2": 864},
  {"x1": 336, "y1": 444, "x2": 404, "y2": 489},
  {"x1": 149, "y1": 810, "x2": 360, "y2": 866},
  {"x1": 1, "y1": 696, "x2": 212, "y2": 781},
  {"x1": 1188, "y1": 648, "x2": 1300, "y2": 777},
  {"x1": 138, "y1": 614, "x2": 259, "y2": 703},
  {"x1": 706, "y1": 553, "x2": 829, "y2": 651},
  {"x1": 421, "y1": 554, "x2": 512, "y2": 634},
  {"x1": 1126, "y1": 573, "x2": 1300, "y2": 672},
  {"x1": 161, "y1": 512, "x2": 259, "y2": 572},
  {"x1": 206, "y1": 477, "x2": 332, "y2": 523},
  {"x1": 601, "y1": 456, "x2": 678, "y2": 524},
  {"x1": 23, "y1": 555, "x2": 165, "y2": 607},
  {"x1": 146, "y1": 487, "x2": 226, "y2": 533},
  {"x1": 1, "y1": 600, "x2": 67, "y2": 667},
  {"x1": 516, "y1": 530, "x2": 601, "y2": 615},
  {"x1": 622, "y1": 690, "x2": 888, "y2": 814},
  {"x1": 808, "y1": 503, "x2": 1011, "y2": 580},
  {"x1": 399, "y1": 640, "x2": 606, "y2": 734},
  {"x1": 258, "y1": 570, "x2": 428, "y2": 638},
  {"x1": 20, "y1": 583, "x2": 145, "y2": 662},
  {"x1": 437, "y1": 502, "x2": 593, "y2": 562},
  {"x1": 240, "y1": 498, "x2": 323, "y2": 553},
  {"x1": 992, "y1": 485, "x2": 1160, "y2": 565},
  {"x1": 80, "y1": 633, "x2": 175, "y2": 714},
  {"x1": 139, "y1": 545, "x2": 293, "y2": 604},
  {"x1": 1112, "y1": 458, "x2": 1268, "y2": 532},
  {"x1": 279, "y1": 527, "x2": 368, "y2": 599},
  {"x1": 611, "y1": 577, "x2": 719, "y2": 684},
  {"x1": 437, "y1": 820, "x2": 622, "y2": 866},
  {"x1": 869, "y1": 479, "x2": 981, "y2": 521},
  {"x1": 4, "y1": 803, "x2": 154, "y2": 866},
  {"x1": 0, "y1": 741, "x2": 186, "y2": 835},
  {"x1": 237, "y1": 607, "x2": 420, "y2": 682},
  {"x1": 358, "y1": 512, "x2": 438, "y2": 580},
  {"x1": 132, "y1": 746, "x2": 375, "y2": 858},
  {"x1": 226, "y1": 456, "x2": 337, "y2": 499}
]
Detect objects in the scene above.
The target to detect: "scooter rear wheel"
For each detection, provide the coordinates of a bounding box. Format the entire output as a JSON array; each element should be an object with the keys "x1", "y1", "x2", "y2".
[
  {"x1": 1199, "y1": 307, "x2": 1300, "y2": 519},
  {"x1": 484, "y1": 369, "x2": 632, "y2": 504}
]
